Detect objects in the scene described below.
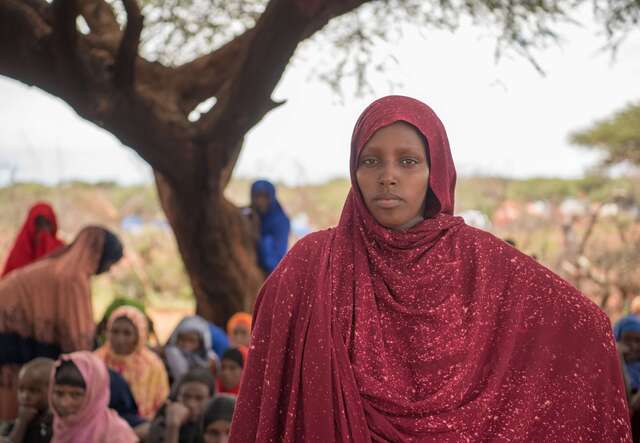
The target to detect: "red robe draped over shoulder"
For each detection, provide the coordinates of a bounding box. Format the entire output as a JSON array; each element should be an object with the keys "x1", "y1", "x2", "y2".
[{"x1": 230, "y1": 96, "x2": 630, "y2": 442}]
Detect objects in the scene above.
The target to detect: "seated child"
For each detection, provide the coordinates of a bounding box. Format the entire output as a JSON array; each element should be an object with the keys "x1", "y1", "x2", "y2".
[
  {"x1": 164, "y1": 316, "x2": 218, "y2": 386},
  {"x1": 201, "y1": 395, "x2": 236, "y2": 443},
  {"x1": 50, "y1": 352, "x2": 137, "y2": 443},
  {"x1": 148, "y1": 368, "x2": 216, "y2": 443},
  {"x1": 0, "y1": 358, "x2": 54, "y2": 443},
  {"x1": 217, "y1": 349, "x2": 244, "y2": 396}
]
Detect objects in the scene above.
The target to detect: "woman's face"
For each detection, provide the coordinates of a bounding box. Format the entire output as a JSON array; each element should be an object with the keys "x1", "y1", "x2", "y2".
[
  {"x1": 177, "y1": 331, "x2": 202, "y2": 353},
  {"x1": 232, "y1": 325, "x2": 250, "y2": 347},
  {"x1": 203, "y1": 419, "x2": 231, "y2": 443},
  {"x1": 51, "y1": 384, "x2": 86, "y2": 417},
  {"x1": 109, "y1": 317, "x2": 139, "y2": 356},
  {"x1": 356, "y1": 122, "x2": 430, "y2": 230},
  {"x1": 252, "y1": 191, "x2": 271, "y2": 215}
]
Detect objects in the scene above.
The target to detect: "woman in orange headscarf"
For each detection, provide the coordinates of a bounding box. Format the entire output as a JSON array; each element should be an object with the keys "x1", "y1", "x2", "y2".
[
  {"x1": 95, "y1": 306, "x2": 169, "y2": 419},
  {"x1": 2, "y1": 202, "x2": 64, "y2": 277},
  {"x1": 226, "y1": 313, "x2": 251, "y2": 363},
  {"x1": 0, "y1": 226, "x2": 123, "y2": 420}
]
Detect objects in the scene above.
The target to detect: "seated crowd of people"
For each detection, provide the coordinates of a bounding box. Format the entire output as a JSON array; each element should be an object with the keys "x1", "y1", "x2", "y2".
[
  {"x1": 0, "y1": 296, "x2": 250, "y2": 443},
  {"x1": 0, "y1": 202, "x2": 254, "y2": 442}
]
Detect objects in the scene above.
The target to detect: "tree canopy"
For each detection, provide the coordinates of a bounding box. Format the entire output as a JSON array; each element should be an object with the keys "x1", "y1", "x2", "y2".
[{"x1": 571, "y1": 102, "x2": 640, "y2": 167}]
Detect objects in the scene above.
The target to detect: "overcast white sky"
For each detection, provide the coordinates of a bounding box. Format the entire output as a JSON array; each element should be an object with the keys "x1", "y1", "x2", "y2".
[{"x1": 1, "y1": 13, "x2": 639, "y2": 186}]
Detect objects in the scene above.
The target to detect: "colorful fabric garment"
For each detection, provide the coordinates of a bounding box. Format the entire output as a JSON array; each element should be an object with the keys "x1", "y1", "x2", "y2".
[
  {"x1": 230, "y1": 96, "x2": 631, "y2": 442},
  {"x1": 251, "y1": 180, "x2": 290, "y2": 274},
  {"x1": 2, "y1": 202, "x2": 64, "y2": 277},
  {"x1": 208, "y1": 322, "x2": 230, "y2": 360},
  {"x1": 95, "y1": 306, "x2": 169, "y2": 419},
  {"x1": 108, "y1": 368, "x2": 145, "y2": 428},
  {"x1": 0, "y1": 227, "x2": 107, "y2": 420},
  {"x1": 50, "y1": 352, "x2": 137, "y2": 443}
]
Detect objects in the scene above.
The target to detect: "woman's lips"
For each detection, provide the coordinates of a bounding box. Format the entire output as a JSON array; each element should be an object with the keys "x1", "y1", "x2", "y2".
[{"x1": 373, "y1": 195, "x2": 402, "y2": 209}]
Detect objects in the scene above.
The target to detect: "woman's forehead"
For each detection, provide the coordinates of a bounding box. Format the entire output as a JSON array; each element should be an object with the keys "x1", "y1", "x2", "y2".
[{"x1": 112, "y1": 316, "x2": 136, "y2": 328}]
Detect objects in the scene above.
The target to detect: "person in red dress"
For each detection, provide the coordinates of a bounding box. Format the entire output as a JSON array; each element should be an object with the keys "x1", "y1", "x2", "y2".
[
  {"x1": 2, "y1": 202, "x2": 64, "y2": 277},
  {"x1": 230, "y1": 95, "x2": 631, "y2": 442}
]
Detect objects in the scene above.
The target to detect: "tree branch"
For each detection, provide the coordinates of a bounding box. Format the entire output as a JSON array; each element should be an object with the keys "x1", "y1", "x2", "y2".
[
  {"x1": 114, "y1": 0, "x2": 143, "y2": 90},
  {"x1": 51, "y1": 0, "x2": 78, "y2": 53},
  {"x1": 79, "y1": 0, "x2": 121, "y2": 51},
  {"x1": 197, "y1": 0, "x2": 370, "y2": 171},
  {"x1": 0, "y1": 0, "x2": 51, "y2": 45},
  {"x1": 173, "y1": 30, "x2": 254, "y2": 116},
  {"x1": 578, "y1": 202, "x2": 604, "y2": 256},
  {"x1": 0, "y1": 0, "x2": 192, "y2": 188}
]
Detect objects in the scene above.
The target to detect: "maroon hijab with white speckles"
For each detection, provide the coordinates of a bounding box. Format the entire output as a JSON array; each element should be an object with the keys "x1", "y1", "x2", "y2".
[{"x1": 231, "y1": 96, "x2": 630, "y2": 442}]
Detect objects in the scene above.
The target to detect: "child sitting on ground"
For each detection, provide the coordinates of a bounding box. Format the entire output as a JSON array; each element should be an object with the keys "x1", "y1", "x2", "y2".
[
  {"x1": 0, "y1": 358, "x2": 54, "y2": 443},
  {"x1": 217, "y1": 349, "x2": 244, "y2": 396},
  {"x1": 201, "y1": 395, "x2": 236, "y2": 443},
  {"x1": 164, "y1": 316, "x2": 218, "y2": 386},
  {"x1": 148, "y1": 368, "x2": 216, "y2": 443},
  {"x1": 50, "y1": 352, "x2": 137, "y2": 443}
]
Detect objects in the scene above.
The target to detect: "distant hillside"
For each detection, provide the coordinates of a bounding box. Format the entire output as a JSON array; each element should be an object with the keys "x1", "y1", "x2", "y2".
[{"x1": 1, "y1": 174, "x2": 638, "y2": 320}]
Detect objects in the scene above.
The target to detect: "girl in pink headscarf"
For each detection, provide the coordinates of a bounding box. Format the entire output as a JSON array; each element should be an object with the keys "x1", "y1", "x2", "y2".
[
  {"x1": 50, "y1": 351, "x2": 137, "y2": 443},
  {"x1": 230, "y1": 96, "x2": 631, "y2": 442}
]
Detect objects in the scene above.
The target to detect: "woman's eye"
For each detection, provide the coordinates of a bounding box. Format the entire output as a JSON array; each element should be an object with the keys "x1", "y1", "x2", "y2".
[
  {"x1": 401, "y1": 158, "x2": 418, "y2": 166},
  {"x1": 361, "y1": 158, "x2": 377, "y2": 166}
]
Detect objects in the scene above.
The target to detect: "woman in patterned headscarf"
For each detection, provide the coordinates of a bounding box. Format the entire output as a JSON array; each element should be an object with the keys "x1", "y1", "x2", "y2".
[
  {"x1": 231, "y1": 96, "x2": 630, "y2": 442},
  {"x1": 95, "y1": 306, "x2": 169, "y2": 419}
]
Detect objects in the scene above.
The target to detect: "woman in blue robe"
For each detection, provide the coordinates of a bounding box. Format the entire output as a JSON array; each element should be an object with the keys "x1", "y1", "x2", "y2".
[{"x1": 250, "y1": 180, "x2": 290, "y2": 275}]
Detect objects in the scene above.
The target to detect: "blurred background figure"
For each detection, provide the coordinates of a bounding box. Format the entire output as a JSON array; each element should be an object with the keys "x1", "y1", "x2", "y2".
[
  {"x1": 250, "y1": 180, "x2": 290, "y2": 275},
  {"x1": 164, "y1": 316, "x2": 218, "y2": 387},
  {"x1": 216, "y1": 349, "x2": 243, "y2": 396},
  {"x1": 201, "y1": 395, "x2": 236, "y2": 443},
  {"x1": 226, "y1": 313, "x2": 251, "y2": 350},
  {"x1": 50, "y1": 352, "x2": 137, "y2": 442},
  {"x1": 0, "y1": 358, "x2": 54, "y2": 443},
  {"x1": 614, "y1": 315, "x2": 640, "y2": 442},
  {"x1": 148, "y1": 368, "x2": 215, "y2": 443},
  {"x1": 94, "y1": 305, "x2": 169, "y2": 420},
  {"x1": 0, "y1": 226, "x2": 123, "y2": 420},
  {"x1": 2, "y1": 202, "x2": 64, "y2": 278}
]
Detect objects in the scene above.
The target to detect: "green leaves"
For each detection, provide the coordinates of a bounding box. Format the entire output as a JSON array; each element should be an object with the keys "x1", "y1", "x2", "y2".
[{"x1": 570, "y1": 102, "x2": 640, "y2": 166}]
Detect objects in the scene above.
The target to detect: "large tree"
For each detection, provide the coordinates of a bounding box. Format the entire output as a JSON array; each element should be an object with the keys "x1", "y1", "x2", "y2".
[{"x1": 0, "y1": 0, "x2": 635, "y2": 325}]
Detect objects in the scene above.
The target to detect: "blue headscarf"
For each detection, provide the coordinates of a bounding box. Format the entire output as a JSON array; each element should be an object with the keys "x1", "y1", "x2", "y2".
[
  {"x1": 251, "y1": 180, "x2": 290, "y2": 274},
  {"x1": 614, "y1": 315, "x2": 640, "y2": 390}
]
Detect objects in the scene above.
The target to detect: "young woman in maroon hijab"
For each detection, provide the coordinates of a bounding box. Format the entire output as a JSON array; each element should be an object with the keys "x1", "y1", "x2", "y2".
[
  {"x1": 230, "y1": 96, "x2": 630, "y2": 442},
  {"x1": 2, "y1": 202, "x2": 64, "y2": 277}
]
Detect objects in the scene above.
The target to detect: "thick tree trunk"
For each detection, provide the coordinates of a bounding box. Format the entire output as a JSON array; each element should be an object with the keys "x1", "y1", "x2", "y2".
[
  {"x1": 0, "y1": 0, "x2": 370, "y2": 327},
  {"x1": 155, "y1": 173, "x2": 264, "y2": 327}
]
